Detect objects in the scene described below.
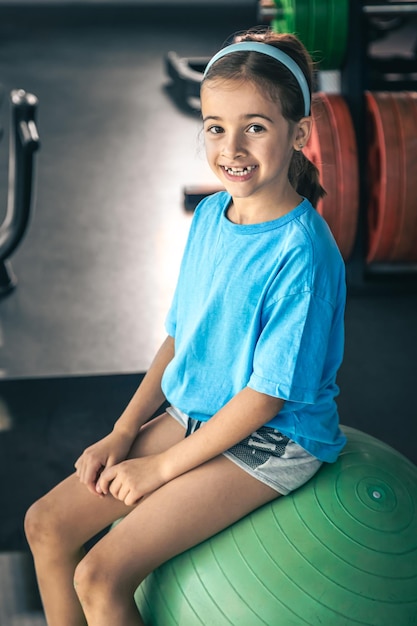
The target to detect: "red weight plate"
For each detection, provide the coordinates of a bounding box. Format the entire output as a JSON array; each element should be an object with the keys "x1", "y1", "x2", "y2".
[
  {"x1": 366, "y1": 92, "x2": 417, "y2": 263},
  {"x1": 324, "y1": 93, "x2": 360, "y2": 259},
  {"x1": 389, "y1": 92, "x2": 417, "y2": 261},
  {"x1": 367, "y1": 92, "x2": 404, "y2": 262},
  {"x1": 304, "y1": 93, "x2": 339, "y2": 228},
  {"x1": 304, "y1": 92, "x2": 359, "y2": 260}
]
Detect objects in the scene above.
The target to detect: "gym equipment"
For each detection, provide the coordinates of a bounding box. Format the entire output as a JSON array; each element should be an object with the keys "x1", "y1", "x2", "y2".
[
  {"x1": 182, "y1": 184, "x2": 224, "y2": 212},
  {"x1": 0, "y1": 85, "x2": 4, "y2": 143},
  {"x1": 258, "y1": 0, "x2": 417, "y2": 71},
  {"x1": 166, "y1": 1, "x2": 417, "y2": 97},
  {"x1": 133, "y1": 425, "x2": 417, "y2": 625},
  {"x1": 0, "y1": 89, "x2": 40, "y2": 295},
  {"x1": 165, "y1": 51, "x2": 206, "y2": 112},
  {"x1": 259, "y1": 0, "x2": 349, "y2": 70},
  {"x1": 165, "y1": 0, "x2": 349, "y2": 99},
  {"x1": 366, "y1": 91, "x2": 417, "y2": 263},
  {"x1": 303, "y1": 92, "x2": 359, "y2": 261}
]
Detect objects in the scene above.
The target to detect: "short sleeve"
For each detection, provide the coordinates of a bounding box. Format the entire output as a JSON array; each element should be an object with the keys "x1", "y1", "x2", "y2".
[
  {"x1": 248, "y1": 291, "x2": 336, "y2": 404},
  {"x1": 164, "y1": 285, "x2": 178, "y2": 338}
]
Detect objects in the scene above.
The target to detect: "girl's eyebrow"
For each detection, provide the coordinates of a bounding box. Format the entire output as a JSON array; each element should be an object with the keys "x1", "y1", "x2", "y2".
[
  {"x1": 202, "y1": 115, "x2": 221, "y2": 123},
  {"x1": 203, "y1": 113, "x2": 274, "y2": 123}
]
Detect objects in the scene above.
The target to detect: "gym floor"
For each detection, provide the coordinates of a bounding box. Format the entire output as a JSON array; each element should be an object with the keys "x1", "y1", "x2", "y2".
[{"x1": 0, "y1": 4, "x2": 416, "y2": 624}]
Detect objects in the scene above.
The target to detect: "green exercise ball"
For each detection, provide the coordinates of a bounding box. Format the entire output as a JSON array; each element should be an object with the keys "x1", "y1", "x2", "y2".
[{"x1": 134, "y1": 426, "x2": 417, "y2": 625}]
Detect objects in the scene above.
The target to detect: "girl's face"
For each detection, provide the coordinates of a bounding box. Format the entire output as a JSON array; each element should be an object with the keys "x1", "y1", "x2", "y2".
[{"x1": 201, "y1": 78, "x2": 308, "y2": 215}]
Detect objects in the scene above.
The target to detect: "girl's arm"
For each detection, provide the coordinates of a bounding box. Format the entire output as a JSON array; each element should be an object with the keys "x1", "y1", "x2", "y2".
[
  {"x1": 112, "y1": 334, "x2": 175, "y2": 438},
  {"x1": 159, "y1": 386, "x2": 284, "y2": 482}
]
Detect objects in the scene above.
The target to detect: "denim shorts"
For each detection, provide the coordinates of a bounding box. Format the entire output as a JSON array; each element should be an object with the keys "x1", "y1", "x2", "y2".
[{"x1": 166, "y1": 406, "x2": 322, "y2": 496}]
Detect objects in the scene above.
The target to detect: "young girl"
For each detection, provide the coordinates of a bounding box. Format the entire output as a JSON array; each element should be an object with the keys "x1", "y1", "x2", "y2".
[{"x1": 25, "y1": 28, "x2": 346, "y2": 626}]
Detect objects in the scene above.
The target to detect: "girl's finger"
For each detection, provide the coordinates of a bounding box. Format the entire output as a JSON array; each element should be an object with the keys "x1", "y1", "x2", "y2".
[
  {"x1": 97, "y1": 465, "x2": 116, "y2": 495},
  {"x1": 109, "y1": 479, "x2": 122, "y2": 501},
  {"x1": 125, "y1": 490, "x2": 141, "y2": 507}
]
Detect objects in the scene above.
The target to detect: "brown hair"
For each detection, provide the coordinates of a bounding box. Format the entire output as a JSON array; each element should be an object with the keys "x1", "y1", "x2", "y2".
[{"x1": 202, "y1": 29, "x2": 325, "y2": 208}]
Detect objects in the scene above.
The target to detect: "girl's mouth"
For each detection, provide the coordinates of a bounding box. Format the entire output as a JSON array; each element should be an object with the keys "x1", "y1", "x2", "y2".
[{"x1": 221, "y1": 165, "x2": 258, "y2": 179}]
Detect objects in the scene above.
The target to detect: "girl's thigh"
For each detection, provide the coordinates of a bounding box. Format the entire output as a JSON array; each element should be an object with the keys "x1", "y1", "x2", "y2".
[
  {"x1": 82, "y1": 453, "x2": 280, "y2": 592},
  {"x1": 31, "y1": 412, "x2": 187, "y2": 548}
]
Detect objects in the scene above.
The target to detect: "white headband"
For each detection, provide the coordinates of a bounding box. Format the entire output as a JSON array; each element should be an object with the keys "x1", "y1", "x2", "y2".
[{"x1": 203, "y1": 42, "x2": 310, "y2": 117}]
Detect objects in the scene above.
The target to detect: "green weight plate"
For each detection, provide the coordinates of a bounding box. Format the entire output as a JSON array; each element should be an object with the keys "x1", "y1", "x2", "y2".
[
  {"x1": 308, "y1": 0, "x2": 339, "y2": 68},
  {"x1": 272, "y1": 0, "x2": 349, "y2": 70},
  {"x1": 272, "y1": 0, "x2": 296, "y2": 41},
  {"x1": 328, "y1": 0, "x2": 349, "y2": 68}
]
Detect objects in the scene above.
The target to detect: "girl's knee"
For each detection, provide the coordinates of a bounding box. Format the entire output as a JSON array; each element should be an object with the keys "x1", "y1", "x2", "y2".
[
  {"x1": 24, "y1": 495, "x2": 66, "y2": 551},
  {"x1": 74, "y1": 551, "x2": 140, "y2": 612},
  {"x1": 73, "y1": 556, "x2": 94, "y2": 604},
  {"x1": 25, "y1": 498, "x2": 48, "y2": 548},
  {"x1": 73, "y1": 555, "x2": 117, "y2": 609}
]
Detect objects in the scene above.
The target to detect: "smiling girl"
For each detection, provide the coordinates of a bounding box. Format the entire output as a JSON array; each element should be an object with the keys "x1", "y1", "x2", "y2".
[{"x1": 25, "y1": 29, "x2": 346, "y2": 626}]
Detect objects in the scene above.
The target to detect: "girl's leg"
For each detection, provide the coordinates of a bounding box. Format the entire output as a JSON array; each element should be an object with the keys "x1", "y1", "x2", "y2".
[
  {"x1": 73, "y1": 453, "x2": 280, "y2": 626},
  {"x1": 24, "y1": 413, "x2": 186, "y2": 626}
]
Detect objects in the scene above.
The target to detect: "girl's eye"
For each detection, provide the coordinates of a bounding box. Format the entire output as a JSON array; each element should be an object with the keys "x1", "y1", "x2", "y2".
[
  {"x1": 207, "y1": 125, "x2": 224, "y2": 135},
  {"x1": 248, "y1": 124, "x2": 265, "y2": 134}
]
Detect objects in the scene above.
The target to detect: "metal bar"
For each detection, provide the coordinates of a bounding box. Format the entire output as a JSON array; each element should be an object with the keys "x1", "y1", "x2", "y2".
[
  {"x1": 364, "y1": 4, "x2": 417, "y2": 15},
  {"x1": 258, "y1": 1, "x2": 417, "y2": 20},
  {"x1": 0, "y1": 89, "x2": 40, "y2": 295}
]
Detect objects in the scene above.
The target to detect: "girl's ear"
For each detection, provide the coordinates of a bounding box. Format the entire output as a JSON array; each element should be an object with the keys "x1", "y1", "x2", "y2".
[{"x1": 293, "y1": 117, "x2": 313, "y2": 151}]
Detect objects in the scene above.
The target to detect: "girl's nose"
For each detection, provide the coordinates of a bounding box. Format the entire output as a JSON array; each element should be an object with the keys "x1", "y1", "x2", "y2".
[{"x1": 221, "y1": 133, "x2": 246, "y2": 159}]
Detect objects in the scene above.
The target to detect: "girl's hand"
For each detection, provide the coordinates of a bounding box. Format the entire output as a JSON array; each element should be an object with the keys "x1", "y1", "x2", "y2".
[
  {"x1": 74, "y1": 430, "x2": 134, "y2": 496},
  {"x1": 96, "y1": 456, "x2": 166, "y2": 507}
]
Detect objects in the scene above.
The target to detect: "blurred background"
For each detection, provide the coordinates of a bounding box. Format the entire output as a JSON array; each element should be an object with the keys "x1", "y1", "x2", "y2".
[{"x1": 0, "y1": 1, "x2": 416, "y2": 623}]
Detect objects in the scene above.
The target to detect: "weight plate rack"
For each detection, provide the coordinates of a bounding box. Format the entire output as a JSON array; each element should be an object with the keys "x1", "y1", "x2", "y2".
[{"x1": 259, "y1": 0, "x2": 417, "y2": 292}]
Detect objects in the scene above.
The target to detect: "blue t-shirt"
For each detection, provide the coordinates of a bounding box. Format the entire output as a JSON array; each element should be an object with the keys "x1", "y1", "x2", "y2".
[{"x1": 161, "y1": 192, "x2": 346, "y2": 462}]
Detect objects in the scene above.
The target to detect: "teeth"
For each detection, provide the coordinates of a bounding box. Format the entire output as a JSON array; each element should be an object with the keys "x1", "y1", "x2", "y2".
[{"x1": 224, "y1": 166, "x2": 256, "y2": 176}]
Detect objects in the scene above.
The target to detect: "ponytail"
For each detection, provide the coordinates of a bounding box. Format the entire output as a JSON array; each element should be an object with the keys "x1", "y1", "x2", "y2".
[{"x1": 288, "y1": 150, "x2": 326, "y2": 209}]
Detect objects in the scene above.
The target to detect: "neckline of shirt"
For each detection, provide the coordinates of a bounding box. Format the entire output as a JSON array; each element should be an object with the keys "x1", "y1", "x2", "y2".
[{"x1": 219, "y1": 192, "x2": 310, "y2": 234}]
